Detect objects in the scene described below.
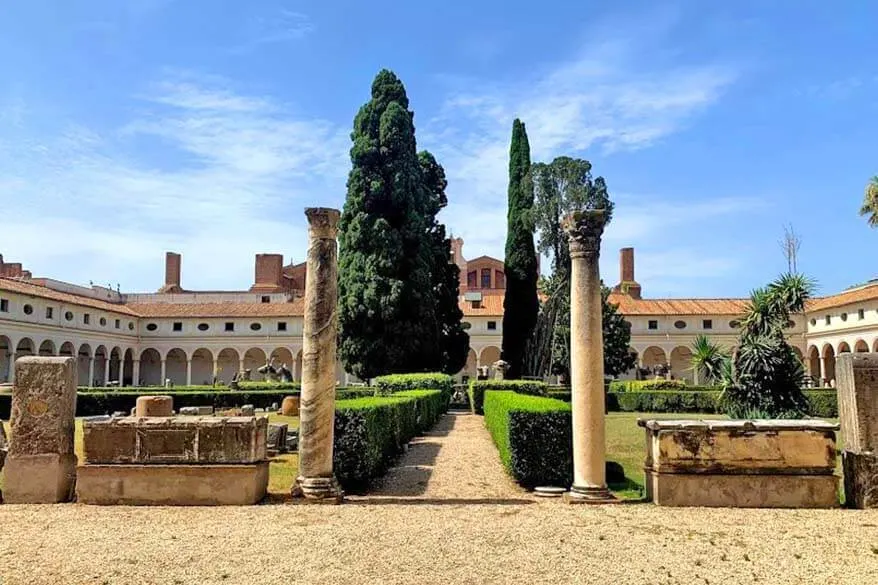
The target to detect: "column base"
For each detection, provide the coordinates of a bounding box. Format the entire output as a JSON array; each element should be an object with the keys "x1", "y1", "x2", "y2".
[
  {"x1": 563, "y1": 484, "x2": 617, "y2": 505},
  {"x1": 291, "y1": 475, "x2": 344, "y2": 504}
]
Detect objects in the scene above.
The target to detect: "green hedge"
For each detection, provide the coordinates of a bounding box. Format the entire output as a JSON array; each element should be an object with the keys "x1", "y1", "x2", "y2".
[
  {"x1": 484, "y1": 391, "x2": 572, "y2": 487},
  {"x1": 468, "y1": 380, "x2": 549, "y2": 415},
  {"x1": 608, "y1": 379, "x2": 721, "y2": 392},
  {"x1": 333, "y1": 389, "x2": 446, "y2": 490},
  {"x1": 373, "y1": 373, "x2": 454, "y2": 403},
  {"x1": 79, "y1": 382, "x2": 301, "y2": 392}
]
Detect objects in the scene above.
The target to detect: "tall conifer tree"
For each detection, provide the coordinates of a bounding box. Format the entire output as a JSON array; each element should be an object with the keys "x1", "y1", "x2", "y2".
[{"x1": 501, "y1": 119, "x2": 539, "y2": 378}]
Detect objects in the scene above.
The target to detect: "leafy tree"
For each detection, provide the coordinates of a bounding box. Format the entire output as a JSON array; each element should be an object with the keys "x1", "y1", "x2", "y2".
[
  {"x1": 860, "y1": 176, "x2": 878, "y2": 228},
  {"x1": 337, "y1": 70, "x2": 439, "y2": 380},
  {"x1": 501, "y1": 119, "x2": 539, "y2": 378},
  {"x1": 689, "y1": 334, "x2": 730, "y2": 385},
  {"x1": 602, "y1": 287, "x2": 637, "y2": 377},
  {"x1": 419, "y1": 150, "x2": 470, "y2": 374},
  {"x1": 722, "y1": 273, "x2": 815, "y2": 418}
]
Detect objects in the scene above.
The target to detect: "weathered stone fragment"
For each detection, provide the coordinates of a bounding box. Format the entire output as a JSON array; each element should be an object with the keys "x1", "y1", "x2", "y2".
[
  {"x1": 240, "y1": 404, "x2": 255, "y2": 416},
  {"x1": 135, "y1": 395, "x2": 173, "y2": 417},
  {"x1": 843, "y1": 451, "x2": 878, "y2": 508},
  {"x1": 268, "y1": 423, "x2": 288, "y2": 453},
  {"x1": 4, "y1": 356, "x2": 77, "y2": 503},
  {"x1": 281, "y1": 396, "x2": 299, "y2": 417},
  {"x1": 837, "y1": 353, "x2": 878, "y2": 454}
]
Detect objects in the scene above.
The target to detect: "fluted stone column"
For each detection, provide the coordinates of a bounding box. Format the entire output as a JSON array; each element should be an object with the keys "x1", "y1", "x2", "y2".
[
  {"x1": 563, "y1": 209, "x2": 615, "y2": 503},
  {"x1": 292, "y1": 207, "x2": 343, "y2": 503}
]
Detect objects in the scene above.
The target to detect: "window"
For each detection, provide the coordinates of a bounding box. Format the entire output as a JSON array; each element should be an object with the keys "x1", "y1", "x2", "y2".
[
  {"x1": 225, "y1": 322, "x2": 235, "y2": 332},
  {"x1": 841, "y1": 313, "x2": 848, "y2": 322},
  {"x1": 146, "y1": 323, "x2": 158, "y2": 331},
  {"x1": 23, "y1": 303, "x2": 33, "y2": 315},
  {"x1": 481, "y1": 268, "x2": 491, "y2": 289},
  {"x1": 46, "y1": 307, "x2": 54, "y2": 319},
  {"x1": 648, "y1": 320, "x2": 658, "y2": 330},
  {"x1": 261, "y1": 296, "x2": 270, "y2": 304},
  {"x1": 674, "y1": 320, "x2": 687, "y2": 330},
  {"x1": 250, "y1": 322, "x2": 262, "y2": 331},
  {"x1": 810, "y1": 318, "x2": 817, "y2": 326},
  {"x1": 467, "y1": 271, "x2": 477, "y2": 289},
  {"x1": 114, "y1": 319, "x2": 120, "y2": 329},
  {"x1": 99, "y1": 317, "x2": 107, "y2": 326},
  {"x1": 128, "y1": 322, "x2": 134, "y2": 330},
  {"x1": 83, "y1": 313, "x2": 90, "y2": 325},
  {"x1": 702, "y1": 319, "x2": 712, "y2": 330},
  {"x1": 0, "y1": 299, "x2": 7, "y2": 312},
  {"x1": 825, "y1": 315, "x2": 831, "y2": 325},
  {"x1": 487, "y1": 321, "x2": 497, "y2": 331},
  {"x1": 198, "y1": 323, "x2": 210, "y2": 331},
  {"x1": 859, "y1": 309, "x2": 865, "y2": 321},
  {"x1": 173, "y1": 322, "x2": 183, "y2": 332},
  {"x1": 729, "y1": 320, "x2": 740, "y2": 329},
  {"x1": 461, "y1": 321, "x2": 472, "y2": 330},
  {"x1": 471, "y1": 300, "x2": 482, "y2": 309},
  {"x1": 64, "y1": 311, "x2": 73, "y2": 321},
  {"x1": 277, "y1": 322, "x2": 287, "y2": 332}
]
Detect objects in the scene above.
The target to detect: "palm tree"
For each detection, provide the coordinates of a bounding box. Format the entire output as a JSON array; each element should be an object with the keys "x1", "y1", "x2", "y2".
[
  {"x1": 860, "y1": 176, "x2": 878, "y2": 228},
  {"x1": 689, "y1": 335, "x2": 729, "y2": 386}
]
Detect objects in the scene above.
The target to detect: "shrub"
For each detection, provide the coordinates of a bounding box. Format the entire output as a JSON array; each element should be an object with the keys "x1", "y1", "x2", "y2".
[
  {"x1": 333, "y1": 389, "x2": 445, "y2": 490},
  {"x1": 804, "y1": 390, "x2": 837, "y2": 418},
  {"x1": 79, "y1": 382, "x2": 301, "y2": 392},
  {"x1": 373, "y1": 373, "x2": 453, "y2": 402},
  {"x1": 484, "y1": 391, "x2": 572, "y2": 487},
  {"x1": 608, "y1": 379, "x2": 690, "y2": 392},
  {"x1": 468, "y1": 380, "x2": 548, "y2": 415}
]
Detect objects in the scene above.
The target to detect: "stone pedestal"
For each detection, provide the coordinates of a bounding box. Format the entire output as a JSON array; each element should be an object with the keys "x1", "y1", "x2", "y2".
[
  {"x1": 837, "y1": 354, "x2": 878, "y2": 508},
  {"x1": 292, "y1": 207, "x2": 343, "y2": 503},
  {"x1": 4, "y1": 357, "x2": 77, "y2": 503},
  {"x1": 135, "y1": 395, "x2": 173, "y2": 417},
  {"x1": 562, "y1": 210, "x2": 614, "y2": 504}
]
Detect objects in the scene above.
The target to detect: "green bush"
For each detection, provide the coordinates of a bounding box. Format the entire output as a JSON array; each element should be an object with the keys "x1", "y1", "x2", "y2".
[
  {"x1": 373, "y1": 373, "x2": 453, "y2": 402},
  {"x1": 333, "y1": 389, "x2": 446, "y2": 490},
  {"x1": 74, "y1": 391, "x2": 294, "y2": 416},
  {"x1": 804, "y1": 390, "x2": 838, "y2": 418},
  {"x1": 483, "y1": 391, "x2": 572, "y2": 487},
  {"x1": 608, "y1": 379, "x2": 691, "y2": 392},
  {"x1": 79, "y1": 382, "x2": 301, "y2": 392},
  {"x1": 468, "y1": 380, "x2": 548, "y2": 415}
]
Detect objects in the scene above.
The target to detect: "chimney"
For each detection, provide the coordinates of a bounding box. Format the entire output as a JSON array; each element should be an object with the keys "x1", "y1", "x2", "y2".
[
  {"x1": 613, "y1": 247, "x2": 642, "y2": 299},
  {"x1": 159, "y1": 252, "x2": 183, "y2": 293},
  {"x1": 250, "y1": 253, "x2": 284, "y2": 293},
  {"x1": 450, "y1": 237, "x2": 468, "y2": 291}
]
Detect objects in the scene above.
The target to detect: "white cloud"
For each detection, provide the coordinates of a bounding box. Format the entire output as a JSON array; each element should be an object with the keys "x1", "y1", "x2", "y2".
[{"x1": 230, "y1": 9, "x2": 314, "y2": 54}]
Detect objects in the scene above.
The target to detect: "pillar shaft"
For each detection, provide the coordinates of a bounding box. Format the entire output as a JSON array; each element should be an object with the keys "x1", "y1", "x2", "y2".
[
  {"x1": 132, "y1": 360, "x2": 140, "y2": 387},
  {"x1": 293, "y1": 207, "x2": 342, "y2": 502},
  {"x1": 563, "y1": 209, "x2": 613, "y2": 502},
  {"x1": 186, "y1": 359, "x2": 193, "y2": 386},
  {"x1": 88, "y1": 358, "x2": 95, "y2": 388},
  {"x1": 160, "y1": 359, "x2": 167, "y2": 385}
]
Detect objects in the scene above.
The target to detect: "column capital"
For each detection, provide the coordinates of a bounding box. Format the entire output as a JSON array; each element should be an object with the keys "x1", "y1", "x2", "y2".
[
  {"x1": 305, "y1": 207, "x2": 340, "y2": 239},
  {"x1": 563, "y1": 209, "x2": 608, "y2": 260}
]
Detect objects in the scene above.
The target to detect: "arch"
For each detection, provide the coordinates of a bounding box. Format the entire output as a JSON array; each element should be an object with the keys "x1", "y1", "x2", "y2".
[
  {"x1": 270, "y1": 347, "x2": 294, "y2": 375},
  {"x1": 669, "y1": 346, "x2": 694, "y2": 384},
  {"x1": 641, "y1": 346, "x2": 667, "y2": 373},
  {"x1": 874, "y1": 339, "x2": 878, "y2": 353},
  {"x1": 38, "y1": 339, "x2": 56, "y2": 356},
  {"x1": 122, "y1": 348, "x2": 134, "y2": 387},
  {"x1": 190, "y1": 348, "x2": 214, "y2": 386},
  {"x1": 822, "y1": 344, "x2": 836, "y2": 387},
  {"x1": 855, "y1": 340, "x2": 870, "y2": 353},
  {"x1": 108, "y1": 346, "x2": 123, "y2": 385},
  {"x1": 15, "y1": 338, "x2": 35, "y2": 366},
  {"x1": 243, "y1": 347, "x2": 267, "y2": 380},
  {"x1": 93, "y1": 345, "x2": 108, "y2": 387},
  {"x1": 59, "y1": 341, "x2": 75, "y2": 356},
  {"x1": 77, "y1": 343, "x2": 92, "y2": 386},
  {"x1": 216, "y1": 348, "x2": 240, "y2": 385},
  {"x1": 0, "y1": 335, "x2": 11, "y2": 383},
  {"x1": 838, "y1": 341, "x2": 851, "y2": 354},
  {"x1": 478, "y1": 346, "x2": 501, "y2": 378},
  {"x1": 807, "y1": 346, "x2": 821, "y2": 385},
  {"x1": 165, "y1": 348, "x2": 187, "y2": 386},
  {"x1": 139, "y1": 348, "x2": 162, "y2": 386}
]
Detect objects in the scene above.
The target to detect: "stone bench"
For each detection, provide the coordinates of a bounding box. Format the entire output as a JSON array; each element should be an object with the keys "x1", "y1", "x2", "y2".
[{"x1": 638, "y1": 419, "x2": 840, "y2": 508}]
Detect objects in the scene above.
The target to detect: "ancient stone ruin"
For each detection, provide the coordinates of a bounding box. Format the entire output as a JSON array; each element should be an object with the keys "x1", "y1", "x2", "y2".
[{"x1": 837, "y1": 353, "x2": 878, "y2": 508}]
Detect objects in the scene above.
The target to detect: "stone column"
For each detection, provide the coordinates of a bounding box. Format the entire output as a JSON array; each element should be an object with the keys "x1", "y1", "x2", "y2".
[
  {"x1": 4, "y1": 356, "x2": 77, "y2": 503},
  {"x1": 160, "y1": 359, "x2": 167, "y2": 385},
  {"x1": 837, "y1": 353, "x2": 878, "y2": 508},
  {"x1": 132, "y1": 359, "x2": 140, "y2": 387},
  {"x1": 186, "y1": 359, "x2": 193, "y2": 386},
  {"x1": 820, "y1": 357, "x2": 828, "y2": 387},
  {"x1": 562, "y1": 209, "x2": 614, "y2": 503},
  {"x1": 103, "y1": 358, "x2": 111, "y2": 386},
  {"x1": 292, "y1": 207, "x2": 343, "y2": 503},
  {"x1": 87, "y1": 357, "x2": 95, "y2": 388}
]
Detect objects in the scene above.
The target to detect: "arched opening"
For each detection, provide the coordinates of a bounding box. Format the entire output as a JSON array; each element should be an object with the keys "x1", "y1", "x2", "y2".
[
  {"x1": 669, "y1": 346, "x2": 694, "y2": 384},
  {"x1": 807, "y1": 346, "x2": 821, "y2": 385},
  {"x1": 122, "y1": 348, "x2": 134, "y2": 386},
  {"x1": 822, "y1": 345, "x2": 836, "y2": 387},
  {"x1": 38, "y1": 339, "x2": 56, "y2": 356},
  {"x1": 641, "y1": 346, "x2": 668, "y2": 377},
  {"x1": 243, "y1": 348, "x2": 267, "y2": 380},
  {"x1": 0, "y1": 335, "x2": 12, "y2": 383},
  {"x1": 77, "y1": 344, "x2": 92, "y2": 387},
  {"x1": 94, "y1": 345, "x2": 108, "y2": 387},
  {"x1": 874, "y1": 339, "x2": 878, "y2": 353},
  {"x1": 108, "y1": 347, "x2": 122, "y2": 385},
  {"x1": 191, "y1": 348, "x2": 214, "y2": 385},
  {"x1": 139, "y1": 348, "x2": 162, "y2": 386},
  {"x1": 838, "y1": 341, "x2": 851, "y2": 354},
  {"x1": 479, "y1": 346, "x2": 501, "y2": 378},
  {"x1": 165, "y1": 348, "x2": 187, "y2": 386},
  {"x1": 855, "y1": 340, "x2": 869, "y2": 353},
  {"x1": 216, "y1": 348, "x2": 240, "y2": 385},
  {"x1": 463, "y1": 348, "x2": 478, "y2": 380},
  {"x1": 59, "y1": 341, "x2": 75, "y2": 357},
  {"x1": 270, "y1": 347, "x2": 294, "y2": 381}
]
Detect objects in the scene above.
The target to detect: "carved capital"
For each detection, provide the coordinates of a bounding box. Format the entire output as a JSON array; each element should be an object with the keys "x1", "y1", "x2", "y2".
[
  {"x1": 305, "y1": 207, "x2": 341, "y2": 239},
  {"x1": 562, "y1": 209, "x2": 607, "y2": 260}
]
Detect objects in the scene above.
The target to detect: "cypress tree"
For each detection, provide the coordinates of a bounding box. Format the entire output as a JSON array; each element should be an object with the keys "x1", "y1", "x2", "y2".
[
  {"x1": 419, "y1": 150, "x2": 470, "y2": 374},
  {"x1": 501, "y1": 119, "x2": 539, "y2": 378},
  {"x1": 337, "y1": 70, "x2": 439, "y2": 380}
]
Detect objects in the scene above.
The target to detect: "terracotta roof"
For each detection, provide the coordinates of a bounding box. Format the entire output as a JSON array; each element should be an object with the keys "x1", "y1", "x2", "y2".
[
  {"x1": 0, "y1": 277, "x2": 138, "y2": 316},
  {"x1": 128, "y1": 298, "x2": 305, "y2": 318},
  {"x1": 606, "y1": 293, "x2": 748, "y2": 316},
  {"x1": 460, "y1": 293, "x2": 504, "y2": 316},
  {"x1": 807, "y1": 282, "x2": 878, "y2": 312}
]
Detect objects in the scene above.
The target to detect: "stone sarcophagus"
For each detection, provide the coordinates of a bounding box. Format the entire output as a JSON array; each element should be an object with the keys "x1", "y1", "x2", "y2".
[
  {"x1": 638, "y1": 419, "x2": 839, "y2": 508},
  {"x1": 76, "y1": 416, "x2": 269, "y2": 506}
]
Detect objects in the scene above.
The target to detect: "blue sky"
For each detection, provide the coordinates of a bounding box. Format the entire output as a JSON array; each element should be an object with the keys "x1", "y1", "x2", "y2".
[{"x1": 0, "y1": 0, "x2": 875, "y2": 298}]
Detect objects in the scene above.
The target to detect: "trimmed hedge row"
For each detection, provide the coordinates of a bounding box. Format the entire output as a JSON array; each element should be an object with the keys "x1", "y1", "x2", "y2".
[
  {"x1": 608, "y1": 379, "x2": 718, "y2": 393},
  {"x1": 333, "y1": 389, "x2": 446, "y2": 489},
  {"x1": 468, "y1": 380, "x2": 549, "y2": 415},
  {"x1": 373, "y1": 373, "x2": 454, "y2": 402},
  {"x1": 484, "y1": 391, "x2": 572, "y2": 487},
  {"x1": 79, "y1": 382, "x2": 301, "y2": 392}
]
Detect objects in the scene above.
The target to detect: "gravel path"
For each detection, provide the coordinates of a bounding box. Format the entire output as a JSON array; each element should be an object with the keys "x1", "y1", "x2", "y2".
[{"x1": 1, "y1": 413, "x2": 877, "y2": 584}]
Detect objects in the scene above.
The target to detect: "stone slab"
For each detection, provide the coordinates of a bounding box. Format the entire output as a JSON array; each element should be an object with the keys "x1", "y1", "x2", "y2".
[
  {"x1": 640, "y1": 418, "x2": 837, "y2": 474},
  {"x1": 267, "y1": 423, "x2": 288, "y2": 453},
  {"x1": 75, "y1": 462, "x2": 269, "y2": 506},
  {"x1": 837, "y1": 353, "x2": 878, "y2": 454},
  {"x1": 644, "y1": 470, "x2": 839, "y2": 508},
  {"x1": 82, "y1": 416, "x2": 267, "y2": 464},
  {"x1": 135, "y1": 396, "x2": 173, "y2": 418},
  {"x1": 842, "y1": 450, "x2": 878, "y2": 509},
  {"x1": 3, "y1": 453, "x2": 77, "y2": 504},
  {"x1": 9, "y1": 356, "x2": 76, "y2": 457}
]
